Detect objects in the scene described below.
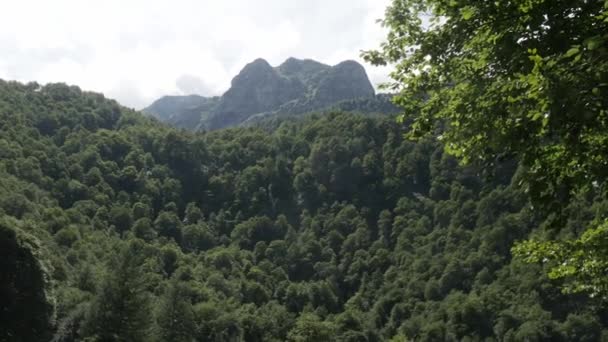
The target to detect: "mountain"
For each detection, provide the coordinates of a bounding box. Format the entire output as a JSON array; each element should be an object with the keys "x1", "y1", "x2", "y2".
[
  {"x1": 2, "y1": 80, "x2": 606, "y2": 341},
  {"x1": 144, "y1": 94, "x2": 208, "y2": 121},
  {"x1": 241, "y1": 93, "x2": 402, "y2": 128},
  {"x1": 310, "y1": 60, "x2": 376, "y2": 105},
  {"x1": 205, "y1": 58, "x2": 307, "y2": 130},
  {"x1": 143, "y1": 95, "x2": 220, "y2": 130},
  {"x1": 145, "y1": 57, "x2": 396, "y2": 130}
]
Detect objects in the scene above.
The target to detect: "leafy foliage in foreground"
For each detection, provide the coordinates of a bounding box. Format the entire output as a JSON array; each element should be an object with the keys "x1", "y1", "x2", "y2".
[
  {"x1": 0, "y1": 219, "x2": 55, "y2": 342},
  {"x1": 1, "y1": 80, "x2": 607, "y2": 341},
  {"x1": 514, "y1": 221, "x2": 608, "y2": 299},
  {"x1": 364, "y1": 0, "x2": 608, "y2": 298}
]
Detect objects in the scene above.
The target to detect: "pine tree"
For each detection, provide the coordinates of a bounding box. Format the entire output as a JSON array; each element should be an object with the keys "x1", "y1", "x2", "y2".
[
  {"x1": 155, "y1": 279, "x2": 196, "y2": 342},
  {"x1": 81, "y1": 240, "x2": 152, "y2": 342}
]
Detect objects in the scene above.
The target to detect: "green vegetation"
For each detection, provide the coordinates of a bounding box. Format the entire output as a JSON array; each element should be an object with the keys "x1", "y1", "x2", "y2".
[
  {"x1": 0, "y1": 79, "x2": 607, "y2": 341},
  {"x1": 364, "y1": 0, "x2": 608, "y2": 300},
  {"x1": 1, "y1": 219, "x2": 55, "y2": 342},
  {"x1": 1, "y1": 1, "x2": 608, "y2": 340}
]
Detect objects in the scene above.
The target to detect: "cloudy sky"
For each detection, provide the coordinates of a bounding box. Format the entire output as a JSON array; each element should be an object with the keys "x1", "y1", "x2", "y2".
[{"x1": 0, "y1": 0, "x2": 392, "y2": 109}]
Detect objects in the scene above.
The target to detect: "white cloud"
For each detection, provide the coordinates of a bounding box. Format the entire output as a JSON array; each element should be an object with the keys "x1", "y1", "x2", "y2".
[{"x1": 0, "y1": 0, "x2": 392, "y2": 109}]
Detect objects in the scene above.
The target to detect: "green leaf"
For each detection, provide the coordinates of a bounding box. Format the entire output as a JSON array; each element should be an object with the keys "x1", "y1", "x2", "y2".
[
  {"x1": 565, "y1": 47, "x2": 580, "y2": 58},
  {"x1": 584, "y1": 36, "x2": 604, "y2": 51},
  {"x1": 461, "y1": 7, "x2": 475, "y2": 20}
]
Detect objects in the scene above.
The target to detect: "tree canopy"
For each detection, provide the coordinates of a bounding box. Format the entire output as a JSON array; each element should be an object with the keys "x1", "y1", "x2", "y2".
[
  {"x1": 365, "y1": 0, "x2": 608, "y2": 212},
  {"x1": 364, "y1": 0, "x2": 608, "y2": 299},
  {"x1": 1, "y1": 80, "x2": 607, "y2": 340}
]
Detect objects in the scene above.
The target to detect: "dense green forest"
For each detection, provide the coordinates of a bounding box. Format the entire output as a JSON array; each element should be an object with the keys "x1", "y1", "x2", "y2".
[
  {"x1": 2, "y1": 0, "x2": 608, "y2": 341},
  {"x1": 1, "y1": 80, "x2": 607, "y2": 341},
  {"x1": 364, "y1": 0, "x2": 608, "y2": 301}
]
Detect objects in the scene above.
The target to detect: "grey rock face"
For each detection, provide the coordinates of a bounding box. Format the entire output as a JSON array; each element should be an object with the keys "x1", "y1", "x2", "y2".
[
  {"x1": 312, "y1": 60, "x2": 375, "y2": 107},
  {"x1": 206, "y1": 59, "x2": 306, "y2": 130},
  {"x1": 145, "y1": 57, "x2": 381, "y2": 130}
]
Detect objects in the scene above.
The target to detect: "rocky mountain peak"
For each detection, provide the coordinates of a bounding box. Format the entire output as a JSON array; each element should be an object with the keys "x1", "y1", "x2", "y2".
[
  {"x1": 232, "y1": 58, "x2": 274, "y2": 82},
  {"x1": 146, "y1": 57, "x2": 384, "y2": 131}
]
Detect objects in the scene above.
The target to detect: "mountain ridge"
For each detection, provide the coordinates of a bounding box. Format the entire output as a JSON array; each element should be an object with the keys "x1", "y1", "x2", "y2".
[{"x1": 144, "y1": 57, "x2": 396, "y2": 130}]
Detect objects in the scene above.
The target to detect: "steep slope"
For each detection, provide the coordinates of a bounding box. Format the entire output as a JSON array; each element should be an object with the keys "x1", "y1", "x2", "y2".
[
  {"x1": 276, "y1": 57, "x2": 332, "y2": 91},
  {"x1": 205, "y1": 58, "x2": 306, "y2": 130},
  {"x1": 242, "y1": 94, "x2": 401, "y2": 128},
  {"x1": 146, "y1": 57, "x2": 382, "y2": 131},
  {"x1": 312, "y1": 60, "x2": 375, "y2": 106}
]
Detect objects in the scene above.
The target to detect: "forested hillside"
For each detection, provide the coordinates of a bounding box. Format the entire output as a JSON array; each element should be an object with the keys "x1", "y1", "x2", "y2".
[{"x1": 1, "y1": 80, "x2": 606, "y2": 341}]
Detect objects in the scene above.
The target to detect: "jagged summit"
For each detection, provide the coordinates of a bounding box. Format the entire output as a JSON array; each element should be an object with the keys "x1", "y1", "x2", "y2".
[
  {"x1": 145, "y1": 57, "x2": 393, "y2": 130},
  {"x1": 277, "y1": 58, "x2": 330, "y2": 78},
  {"x1": 251, "y1": 57, "x2": 272, "y2": 65},
  {"x1": 207, "y1": 58, "x2": 305, "y2": 129},
  {"x1": 313, "y1": 60, "x2": 375, "y2": 105},
  {"x1": 233, "y1": 58, "x2": 274, "y2": 83}
]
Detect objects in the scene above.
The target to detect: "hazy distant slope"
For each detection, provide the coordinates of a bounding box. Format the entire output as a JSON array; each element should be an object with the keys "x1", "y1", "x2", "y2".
[
  {"x1": 143, "y1": 94, "x2": 209, "y2": 121},
  {"x1": 143, "y1": 95, "x2": 220, "y2": 130}
]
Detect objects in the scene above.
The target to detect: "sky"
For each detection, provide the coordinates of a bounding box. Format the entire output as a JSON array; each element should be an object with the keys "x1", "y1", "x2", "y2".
[{"x1": 0, "y1": 0, "x2": 392, "y2": 109}]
